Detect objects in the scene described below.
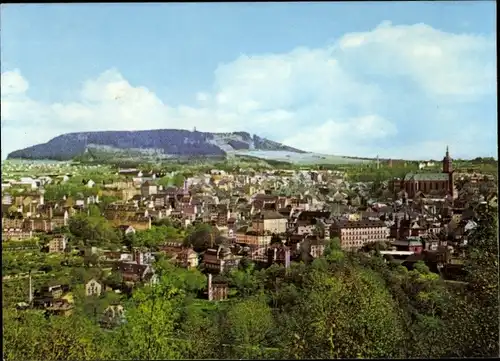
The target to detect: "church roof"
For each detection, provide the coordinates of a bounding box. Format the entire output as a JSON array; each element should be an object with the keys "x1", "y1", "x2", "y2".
[{"x1": 404, "y1": 173, "x2": 449, "y2": 181}]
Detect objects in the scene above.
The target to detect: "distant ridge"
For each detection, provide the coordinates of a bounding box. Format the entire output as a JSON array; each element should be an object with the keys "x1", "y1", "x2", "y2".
[{"x1": 7, "y1": 129, "x2": 306, "y2": 161}]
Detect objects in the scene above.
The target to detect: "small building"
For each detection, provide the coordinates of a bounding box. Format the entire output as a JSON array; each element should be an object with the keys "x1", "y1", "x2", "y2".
[
  {"x1": 32, "y1": 283, "x2": 73, "y2": 316},
  {"x1": 176, "y1": 248, "x2": 199, "y2": 269},
  {"x1": 2, "y1": 228, "x2": 33, "y2": 241},
  {"x1": 207, "y1": 273, "x2": 228, "y2": 301},
  {"x1": 309, "y1": 237, "x2": 327, "y2": 259},
  {"x1": 252, "y1": 210, "x2": 288, "y2": 234},
  {"x1": 114, "y1": 262, "x2": 157, "y2": 286},
  {"x1": 85, "y1": 279, "x2": 102, "y2": 297},
  {"x1": 202, "y1": 245, "x2": 241, "y2": 274},
  {"x1": 48, "y1": 235, "x2": 68, "y2": 253},
  {"x1": 34, "y1": 284, "x2": 64, "y2": 304},
  {"x1": 141, "y1": 181, "x2": 158, "y2": 197},
  {"x1": 391, "y1": 237, "x2": 424, "y2": 254},
  {"x1": 234, "y1": 231, "x2": 272, "y2": 247},
  {"x1": 101, "y1": 305, "x2": 126, "y2": 329},
  {"x1": 46, "y1": 299, "x2": 74, "y2": 317},
  {"x1": 267, "y1": 243, "x2": 291, "y2": 268},
  {"x1": 133, "y1": 249, "x2": 155, "y2": 265}
]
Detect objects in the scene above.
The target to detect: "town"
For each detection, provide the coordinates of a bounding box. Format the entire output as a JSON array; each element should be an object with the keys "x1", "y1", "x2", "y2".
[
  {"x1": 2, "y1": 148, "x2": 498, "y2": 359},
  {"x1": 3, "y1": 1, "x2": 498, "y2": 358}
]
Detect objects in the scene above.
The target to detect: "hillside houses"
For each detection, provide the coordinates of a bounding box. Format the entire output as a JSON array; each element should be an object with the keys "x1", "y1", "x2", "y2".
[{"x1": 2, "y1": 160, "x2": 490, "y2": 289}]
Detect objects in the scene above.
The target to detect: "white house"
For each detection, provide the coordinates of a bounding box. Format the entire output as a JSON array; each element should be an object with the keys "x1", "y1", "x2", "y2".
[{"x1": 85, "y1": 279, "x2": 102, "y2": 297}]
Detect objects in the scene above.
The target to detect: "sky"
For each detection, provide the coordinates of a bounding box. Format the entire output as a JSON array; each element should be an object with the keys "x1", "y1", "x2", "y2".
[{"x1": 1, "y1": 2, "x2": 497, "y2": 160}]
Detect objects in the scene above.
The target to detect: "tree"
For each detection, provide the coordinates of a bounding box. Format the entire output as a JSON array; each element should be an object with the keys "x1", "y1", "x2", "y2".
[
  {"x1": 157, "y1": 173, "x2": 185, "y2": 188},
  {"x1": 279, "y1": 265, "x2": 406, "y2": 359},
  {"x1": 218, "y1": 295, "x2": 278, "y2": 359},
  {"x1": 183, "y1": 223, "x2": 220, "y2": 252},
  {"x1": 324, "y1": 237, "x2": 345, "y2": 263},
  {"x1": 3, "y1": 309, "x2": 110, "y2": 361},
  {"x1": 445, "y1": 205, "x2": 499, "y2": 357},
  {"x1": 105, "y1": 271, "x2": 124, "y2": 290},
  {"x1": 68, "y1": 213, "x2": 120, "y2": 247},
  {"x1": 175, "y1": 300, "x2": 219, "y2": 359},
  {"x1": 109, "y1": 276, "x2": 184, "y2": 360},
  {"x1": 154, "y1": 259, "x2": 206, "y2": 294},
  {"x1": 228, "y1": 263, "x2": 260, "y2": 297}
]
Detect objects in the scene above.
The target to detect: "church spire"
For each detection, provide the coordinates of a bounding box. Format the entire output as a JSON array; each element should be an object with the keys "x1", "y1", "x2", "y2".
[{"x1": 443, "y1": 145, "x2": 452, "y2": 173}]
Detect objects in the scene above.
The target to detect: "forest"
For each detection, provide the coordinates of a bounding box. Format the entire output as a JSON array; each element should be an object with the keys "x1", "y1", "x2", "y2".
[{"x1": 2, "y1": 205, "x2": 498, "y2": 360}]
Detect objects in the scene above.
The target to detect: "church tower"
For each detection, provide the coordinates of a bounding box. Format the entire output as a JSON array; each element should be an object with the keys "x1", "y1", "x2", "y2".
[
  {"x1": 442, "y1": 146, "x2": 456, "y2": 198},
  {"x1": 442, "y1": 146, "x2": 452, "y2": 174}
]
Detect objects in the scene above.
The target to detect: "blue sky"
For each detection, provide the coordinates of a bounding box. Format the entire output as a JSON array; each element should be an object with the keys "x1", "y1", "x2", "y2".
[{"x1": 1, "y1": 2, "x2": 497, "y2": 160}]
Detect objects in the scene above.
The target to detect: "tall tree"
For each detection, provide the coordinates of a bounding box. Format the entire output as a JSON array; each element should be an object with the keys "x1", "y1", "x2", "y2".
[
  {"x1": 447, "y1": 205, "x2": 499, "y2": 357},
  {"x1": 110, "y1": 277, "x2": 184, "y2": 360}
]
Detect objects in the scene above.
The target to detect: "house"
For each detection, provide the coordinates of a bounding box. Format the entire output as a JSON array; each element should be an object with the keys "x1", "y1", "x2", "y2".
[
  {"x1": 33, "y1": 284, "x2": 74, "y2": 316},
  {"x1": 101, "y1": 305, "x2": 126, "y2": 329},
  {"x1": 202, "y1": 244, "x2": 241, "y2": 274},
  {"x1": 85, "y1": 279, "x2": 102, "y2": 297},
  {"x1": 34, "y1": 284, "x2": 64, "y2": 305},
  {"x1": 2, "y1": 228, "x2": 33, "y2": 241},
  {"x1": 391, "y1": 237, "x2": 424, "y2": 254},
  {"x1": 422, "y1": 234, "x2": 441, "y2": 251},
  {"x1": 234, "y1": 230, "x2": 273, "y2": 247},
  {"x1": 300, "y1": 236, "x2": 326, "y2": 259},
  {"x1": 48, "y1": 235, "x2": 68, "y2": 253},
  {"x1": 2, "y1": 214, "x2": 26, "y2": 230},
  {"x1": 141, "y1": 181, "x2": 158, "y2": 197},
  {"x1": 251, "y1": 210, "x2": 288, "y2": 234},
  {"x1": 86, "y1": 179, "x2": 96, "y2": 188},
  {"x1": 251, "y1": 194, "x2": 278, "y2": 211},
  {"x1": 133, "y1": 249, "x2": 155, "y2": 265},
  {"x1": 174, "y1": 248, "x2": 199, "y2": 269},
  {"x1": 24, "y1": 217, "x2": 63, "y2": 233},
  {"x1": 330, "y1": 220, "x2": 389, "y2": 251},
  {"x1": 103, "y1": 251, "x2": 133, "y2": 262},
  {"x1": 149, "y1": 208, "x2": 168, "y2": 220},
  {"x1": 45, "y1": 299, "x2": 74, "y2": 317},
  {"x1": 207, "y1": 273, "x2": 228, "y2": 301},
  {"x1": 267, "y1": 243, "x2": 291, "y2": 268},
  {"x1": 114, "y1": 262, "x2": 157, "y2": 285}
]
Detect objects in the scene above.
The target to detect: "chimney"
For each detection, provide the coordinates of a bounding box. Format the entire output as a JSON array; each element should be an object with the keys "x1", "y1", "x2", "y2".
[
  {"x1": 208, "y1": 274, "x2": 213, "y2": 301},
  {"x1": 28, "y1": 270, "x2": 33, "y2": 304}
]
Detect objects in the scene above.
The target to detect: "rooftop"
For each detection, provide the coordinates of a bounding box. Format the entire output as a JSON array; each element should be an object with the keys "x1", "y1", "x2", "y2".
[{"x1": 404, "y1": 173, "x2": 450, "y2": 181}]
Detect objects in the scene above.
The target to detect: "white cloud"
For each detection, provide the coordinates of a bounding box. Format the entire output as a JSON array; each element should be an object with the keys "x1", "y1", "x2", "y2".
[
  {"x1": 1, "y1": 69, "x2": 29, "y2": 96},
  {"x1": 1, "y1": 21, "x2": 496, "y2": 159},
  {"x1": 282, "y1": 115, "x2": 398, "y2": 157},
  {"x1": 337, "y1": 21, "x2": 496, "y2": 100},
  {"x1": 196, "y1": 92, "x2": 210, "y2": 103}
]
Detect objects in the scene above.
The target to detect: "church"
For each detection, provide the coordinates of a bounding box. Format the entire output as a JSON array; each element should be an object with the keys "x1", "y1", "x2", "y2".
[{"x1": 393, "y1": 147, "x2": 455, "y2": 199}]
